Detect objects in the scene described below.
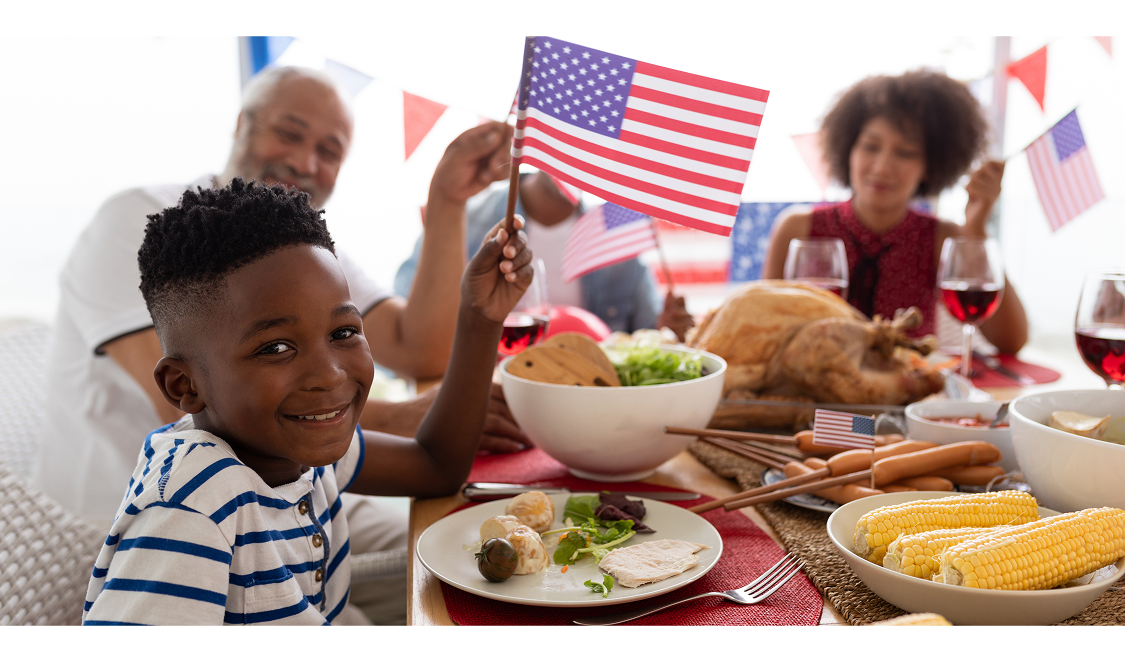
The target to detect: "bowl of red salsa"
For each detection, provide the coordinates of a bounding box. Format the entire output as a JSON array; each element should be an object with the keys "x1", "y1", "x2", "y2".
[{"x1": 904, "y1": 400, "x2": 1017, "y2": 472}]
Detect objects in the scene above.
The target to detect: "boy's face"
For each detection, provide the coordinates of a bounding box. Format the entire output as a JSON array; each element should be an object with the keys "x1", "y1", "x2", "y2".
[{"x1": 191, "y1": 244, "x2": 374, "y2": 485}]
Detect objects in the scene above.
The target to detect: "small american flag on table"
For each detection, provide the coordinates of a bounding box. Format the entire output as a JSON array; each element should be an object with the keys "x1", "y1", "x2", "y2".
[
  {"x1": 512, "y1": 36, "x2": 769, "y2": 237},
  {"x1": 813, "y1": 409, "x2": 876, "y2": 450}
]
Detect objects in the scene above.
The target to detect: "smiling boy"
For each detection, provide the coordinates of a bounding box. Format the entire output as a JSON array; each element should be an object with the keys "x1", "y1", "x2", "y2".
[{"x1": 82, "y1": 178, "x2": 532, "y2": 625}]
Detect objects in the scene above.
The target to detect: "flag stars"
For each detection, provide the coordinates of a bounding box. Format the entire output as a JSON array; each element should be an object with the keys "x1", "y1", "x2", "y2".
[
  {"x1": 571, "y1": 113, "x2": 578, "y2": 120},
  {"x1": 594, "y1": 89, "x2": 603, "y2": 96},
  {"x1": 587, "y1": 79, "x2": 595, "y2": 86},
  {"x1": 534, "y1": 46, "x2": 541, "y2": 53},
  {"x1": 606, "y1": 84, "x2": 615, "y2": 92},
  {"x1": 576, "y1": 83, "x2": 584, "y2": 91},
  {"x1": 544, "y1": 41, "x2": 553, "y2": 48},
  {"x1": 556, "y1": 93, "x2": 563, "y2": 99},
  {"x1": 549, "y1": 68, "x2": 557, "y2": 75},
  {"x1": 591, "y1": 63, "x2": 599, "y2": 71},
  {"x1": 584, "y1": 95, "x2": 592, "y2": 102},
  {"x1": 618, "y1": 79, "x2": 626, "y2": 85},
  {"x1": 598, "y1": 73, "x2": 607, "y2": 80},
  {"x1": 563, "y1": 103, "x2": 571, "y2": 110},
  {"x1": 563, "y1": 46, "x2": 571, "y2": 54},
  {"x1": 614, "y1": 95, "x2": 623, "y2": 101},
  {"x1": 579, "y1": 68, "x2": 587, "y2": 75},
  {"x1": 621, "y1": 62, "x2": 630, "y2": 69},
  {"x1": 557, "y1": 78, "x2": 564, "y2": 84},
  {"x1": 541, "y1": 57, "x2": 549, "y2": 64},
  {"x1": 566, "y1": 89, "x2": 573, "y2": 96},
  {"x1": 547, "y1": 83, "x2": 555, "y2": 90},
  {"x1": 608, "y1": 126, "x2": 617, "y2": 132},
  {"x1": 610, "y1": 69, "x2": 618, "y2": 75},
  {"x1": 589, "y1": 119, "x2": 596, "y2": 126},
  {"x1": 560, "y1": 63, "x2": 568, "y2": 70},
  {"x1": 554, "y1": 107, "x2": 561, "y2": 114},
  {"x1": 611, "y1": 110, "x2": 619, "y2": 117},
  {"x1": 568, "y1": 74, "x2": 576, "y2": 81},
  {"x1": 582, "y1": 51, "x2": 590, "y2": 59},
  {"x1": 572, "y1": 58, "x2": 579, "y2": 65},
  {"x1": 602, "y1": 100, "x2": 611, "y2": 107},
  {"x1": 551, "y1": 52, "x2": 559, "y2": 60},
  {"x1": 581, "y1": 110, "x2": 589, "y2": 117},
  {"x1": 600, "y1": 116, "x2": 607, "y2": 122},
  {"x1": 601, "y1": 57, "x2": 610, "y2": 64}
]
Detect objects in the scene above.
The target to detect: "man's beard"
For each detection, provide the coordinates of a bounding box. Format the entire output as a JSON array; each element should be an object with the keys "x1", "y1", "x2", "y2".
[{"x1": 222, "y1": 143, "x2": 329, "y2": 208}]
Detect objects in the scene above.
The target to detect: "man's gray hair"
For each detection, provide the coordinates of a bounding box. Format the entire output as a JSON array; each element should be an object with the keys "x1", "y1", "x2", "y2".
[{"x1": 240, "y1": 66, "x2": 353, "y2": 121}]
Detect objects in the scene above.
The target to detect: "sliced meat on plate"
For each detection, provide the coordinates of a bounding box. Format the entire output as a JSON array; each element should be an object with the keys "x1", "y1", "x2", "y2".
[{"x1": 598, "y1": 539, "x2": 710, "y2": 588}]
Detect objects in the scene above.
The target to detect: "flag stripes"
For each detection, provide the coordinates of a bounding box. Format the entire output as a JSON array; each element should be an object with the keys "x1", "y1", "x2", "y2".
[
  {"x1": 1026, "y1": 110, "x2": 1105, "y2": 232},
  {"x1": 812, "y1": 409, "x2": 877, "y2": 450},
  {"x1": 513, "y1": 36, "x2": 768, "y2": 237},
  {"x1": 562, "y1": 204, "x2": 658, "y2": 283}
]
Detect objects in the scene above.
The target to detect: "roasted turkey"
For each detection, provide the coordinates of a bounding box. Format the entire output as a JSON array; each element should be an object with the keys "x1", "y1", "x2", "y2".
[{"x1": 686, "y1": 281, "x2": 944, "y2": 430}]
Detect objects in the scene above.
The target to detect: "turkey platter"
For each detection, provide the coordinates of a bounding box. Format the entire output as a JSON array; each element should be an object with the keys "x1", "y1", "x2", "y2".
[{"x1": 686, "y1": 281, "x2": 944, "y2": 430}]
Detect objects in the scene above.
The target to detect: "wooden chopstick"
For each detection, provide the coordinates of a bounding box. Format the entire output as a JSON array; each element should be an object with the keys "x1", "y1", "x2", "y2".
[
  {"x1": 666, "y1": 425, "x2": 797, "y2": 445},
  {"x1": 700, "y1": 437, "x2": 787, "y2": 470},
  {"x1": 688, "y1": 467, "x2": 828, "y2": 513},
  {"x1": 723, "y1": 469, "x2": 873, "y2": 510}
]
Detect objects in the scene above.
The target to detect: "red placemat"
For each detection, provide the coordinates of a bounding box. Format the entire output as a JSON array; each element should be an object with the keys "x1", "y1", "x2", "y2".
[
  {"x1": 441, "y1": 449, "x2": 823, "y2": 626},
  {"x1": 966, "y1": 354, "x2": 1062, "y2": 388}
]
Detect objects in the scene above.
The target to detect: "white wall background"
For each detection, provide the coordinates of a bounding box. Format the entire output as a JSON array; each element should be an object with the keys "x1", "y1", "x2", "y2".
[{"x1": 2, "y1": 6, "x2": 1123, "y2": 354}]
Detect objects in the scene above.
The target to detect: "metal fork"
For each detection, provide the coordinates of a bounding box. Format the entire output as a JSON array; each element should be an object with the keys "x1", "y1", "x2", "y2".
[{"x1": 572, "y1": 553, "x2": 805, "y2": 626}]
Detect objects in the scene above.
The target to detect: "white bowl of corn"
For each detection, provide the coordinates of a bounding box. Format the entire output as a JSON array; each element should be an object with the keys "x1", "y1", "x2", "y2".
[{"x1": 826, "y1": 491, "x2": 1125, "y2": 625}]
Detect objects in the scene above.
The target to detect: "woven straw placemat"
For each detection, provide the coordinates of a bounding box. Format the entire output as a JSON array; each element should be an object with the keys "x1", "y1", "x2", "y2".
[{"x1": 689, "y1": 439, "x2": 1125, "y2": 626}]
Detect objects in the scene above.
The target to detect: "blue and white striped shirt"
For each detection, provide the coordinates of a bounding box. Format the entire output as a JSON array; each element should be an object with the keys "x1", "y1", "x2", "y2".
[{"x1": 83, "y1": 417, "x2": 365, "y2": 625}]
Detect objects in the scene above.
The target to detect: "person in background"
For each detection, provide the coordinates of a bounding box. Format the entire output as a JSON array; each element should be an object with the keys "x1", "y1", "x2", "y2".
[
  {"x1": 35, "y1": 66, "x2": 525, "y2": 624},
  {"x1": 394, "y1": 170, "x2": 696, "y2": 342},
  {"x1": 762, "y1": 70, "x2": 1027, "y2": 354}
]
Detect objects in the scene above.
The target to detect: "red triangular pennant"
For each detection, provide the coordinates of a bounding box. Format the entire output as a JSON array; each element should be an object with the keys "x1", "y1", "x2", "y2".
[
  {"x1": 1006, "y1": 46, "x2": 1047, "y2": 111},
  {"x1": 403, "y1": 91, "x2": 448, "y2": 161},
  {"x1": 1094, "y1": 37, "x2": 1113, "y2": 56}
]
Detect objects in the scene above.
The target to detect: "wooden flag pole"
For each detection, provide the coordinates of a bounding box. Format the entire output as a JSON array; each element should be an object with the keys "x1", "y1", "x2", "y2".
[
  {"x1": 504, "y1": 36, "x2": 537, "y2": 235},
  {"x1": 651, "y1": 220, "x2": 675, "y2": 295}
]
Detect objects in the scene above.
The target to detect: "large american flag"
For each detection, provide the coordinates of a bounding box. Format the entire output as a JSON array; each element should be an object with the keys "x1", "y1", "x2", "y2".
[
  {"x1": 512, "y1": 37, "x2": 769, "y2": 237},
  {"x1": 812, "y1": 409, "x2": 876, "y2": 450},
  {"x1": 562, "y1": 202, "x2": 656, "y2": 283},
  {"x1": 1027, "y1": 110, "x2": 1105, "y2": 232}
]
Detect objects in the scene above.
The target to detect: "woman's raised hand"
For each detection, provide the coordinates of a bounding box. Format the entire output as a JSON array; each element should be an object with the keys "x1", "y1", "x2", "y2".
[{"x1": 964, "y1": 160, "x2": 1005, "y2": 236}]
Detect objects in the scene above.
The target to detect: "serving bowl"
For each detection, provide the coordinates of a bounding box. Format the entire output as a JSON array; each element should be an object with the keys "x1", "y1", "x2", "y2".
[
  {"x1": 904, "y1": 400, "x2": 1017, "y2": 472},
  {"x1": 826, "y1": 491, "x2": 1125, "y2": 625},
  {"x1": 499, "y1": 346, "x2": 726, "y2": 481},
  {"x1": 1009, "y1": 389, "x2": 1125, "y2": 512}
]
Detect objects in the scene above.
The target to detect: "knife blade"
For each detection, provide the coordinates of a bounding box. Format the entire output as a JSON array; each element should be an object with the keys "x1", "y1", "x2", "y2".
[
  {"x1": 461, "y1": 482, "x2": 700, "y2": 501},
  {"x1": 973, "y1": 351, "x2": 1036, "y2": 386}
]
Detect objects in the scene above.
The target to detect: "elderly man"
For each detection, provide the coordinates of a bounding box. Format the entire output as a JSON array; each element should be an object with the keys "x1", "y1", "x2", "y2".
[{"x1": 34, "y1": 66, "x2": 522, "y2": 624}]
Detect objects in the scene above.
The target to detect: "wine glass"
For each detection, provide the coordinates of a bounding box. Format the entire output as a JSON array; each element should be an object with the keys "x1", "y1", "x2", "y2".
[
  {"x1": 937, "y1": 237, "x2": 1005, "y2": 379},
  {"x1": 1075, "y1": 271, "x2": 1125, "y2": 389},
  {"x1": 498, "y1": 258, "x2": 550, "y2": 357},
  {"x1": 783, "y1": 238, "x2": 849, "y2": 299}
]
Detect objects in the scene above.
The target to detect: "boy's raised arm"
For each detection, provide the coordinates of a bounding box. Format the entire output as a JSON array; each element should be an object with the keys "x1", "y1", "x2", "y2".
[{"x1": 347, "y1": 218, "x2": 533, "y2": 498}]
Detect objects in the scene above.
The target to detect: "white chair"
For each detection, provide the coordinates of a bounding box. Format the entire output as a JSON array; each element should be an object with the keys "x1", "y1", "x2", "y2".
[{"x1": 0, "y1": 321, "x2": 105, "y2": 625}]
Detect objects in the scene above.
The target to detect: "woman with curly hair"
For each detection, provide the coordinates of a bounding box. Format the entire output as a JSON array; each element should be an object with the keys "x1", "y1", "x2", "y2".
[{"x1": 763, "y1": 70, "x2": 1027, "y2": 353}]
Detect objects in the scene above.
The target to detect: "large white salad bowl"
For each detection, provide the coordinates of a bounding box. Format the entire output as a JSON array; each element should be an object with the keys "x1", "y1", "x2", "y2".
[{"x1": 500, "y1": 346, "x2": 726, "y2": 481}]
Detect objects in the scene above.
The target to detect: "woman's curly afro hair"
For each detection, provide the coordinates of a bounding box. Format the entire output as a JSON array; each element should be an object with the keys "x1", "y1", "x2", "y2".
[{"x1": 821, "y1": 69, "x2": 989, "y2": 197}]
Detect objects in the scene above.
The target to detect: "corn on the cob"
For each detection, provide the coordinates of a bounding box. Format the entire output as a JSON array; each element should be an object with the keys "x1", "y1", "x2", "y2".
[
  {"x1": 935, "y1": 507, "x2": 1125, "y2": 590},
  {"x1": 853, "y1": 491, "x2": 1039, "y2": 565},
  {"x1": 870, "y1": 612, "x2": 952, "y2": 626},
  {"x1": 883, "y1": 526, "x2": 1007, "y2": 579}
]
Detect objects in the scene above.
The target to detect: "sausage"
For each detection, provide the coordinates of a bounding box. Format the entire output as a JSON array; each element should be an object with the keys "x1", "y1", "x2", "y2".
[
  {"x1": 825, "y1": 440, "x2": 939, "y2": 476},
  {"x1": 888, "y1": 475, "x2": 955, "y2": 491},
  {"x1": 784, "y1": 460, "x2": 884, "y2": 504},
  {"x1": 804, "y1": 457, "x2": 828, "y2": 470},
  {"x1": 882, "y1": 485, "x2": 919, "y2": 493},
  {"x1": 872, "y1": 442, "x2": 1002, "y2": 487},
  {"x1": 793, "y1": 431, "x2": 906, "y2": 455},
  {"x1": 930, "y1": 464, "x2": 1007, "y2": 486}
]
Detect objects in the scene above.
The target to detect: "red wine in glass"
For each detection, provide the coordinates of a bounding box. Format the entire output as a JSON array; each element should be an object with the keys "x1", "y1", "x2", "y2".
[
  {"x1": 1075, "y1": 326, "x2": 1125, "y2": 385},
  {"x1": 940, "y1": 280, "x2": 1002, "y2": 324},
  {"x1": 499, "y1": 313, "x2": 549, "y2": 356},
  {"x1": 802, "y1": 277, "x2": 848, "y2": 298}
]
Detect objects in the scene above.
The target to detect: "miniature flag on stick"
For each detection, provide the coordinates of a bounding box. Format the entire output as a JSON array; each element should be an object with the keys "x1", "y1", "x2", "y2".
[
  {"x1": 562, "y1": 202, "x2": 657, "y2": 282},
  {"x1": 1026, "y1": 110, "x2": 1105, "y2": 232},
  {"x1": 813, "y1": 409, "x2": 876, "y2": 450},
  {"x1": 512, "y1": 36, "x2": 769, "y2": 237}
]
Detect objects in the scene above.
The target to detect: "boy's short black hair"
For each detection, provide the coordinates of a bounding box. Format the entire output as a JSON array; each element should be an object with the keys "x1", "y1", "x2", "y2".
[
  {"x1": 821, "y1": 70, "x2": 989, "y2": 197},
  {"x1": 138, "y1": 177, "x2": 335, "y2": 342}
]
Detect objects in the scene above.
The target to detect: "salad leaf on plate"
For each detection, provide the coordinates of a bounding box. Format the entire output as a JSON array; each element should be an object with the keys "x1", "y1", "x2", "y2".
[{"x1": 607, "y1": 346, "x2": 704, "y2": 386}]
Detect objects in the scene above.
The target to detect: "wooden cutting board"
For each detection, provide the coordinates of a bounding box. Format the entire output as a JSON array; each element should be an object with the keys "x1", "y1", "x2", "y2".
[
  {"x1": 506, "y1": 346, "x2": 619, "y2": 387},
  {"x1": 541, "y1": 333, "x2": 621, "y2": 386}
]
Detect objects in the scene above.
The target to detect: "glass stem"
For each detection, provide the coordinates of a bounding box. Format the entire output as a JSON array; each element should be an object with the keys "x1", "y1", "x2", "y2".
[{"x1": 960, "y1": 323, "x2": 975, "y2": 379}]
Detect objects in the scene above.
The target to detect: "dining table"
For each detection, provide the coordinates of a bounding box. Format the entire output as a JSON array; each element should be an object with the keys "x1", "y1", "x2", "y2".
[{"x1": 406, "y1": 342, "x2": 1105, "y2": 626}]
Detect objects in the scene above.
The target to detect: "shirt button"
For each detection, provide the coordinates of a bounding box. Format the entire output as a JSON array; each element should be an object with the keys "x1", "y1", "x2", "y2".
[
  {"x1": 311, "y1": 533, "x2": 323, "y2": 548},
  {"x1": 315, "y1": 568, "x2": 324, "y2": 582},
  {"x1": 298, "y1": 501, "x2": 309, "y2": 515}
]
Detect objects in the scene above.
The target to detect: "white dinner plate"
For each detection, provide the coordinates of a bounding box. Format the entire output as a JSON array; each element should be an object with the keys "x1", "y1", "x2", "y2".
[{"x1": 416, "y1": 493, "x2": 723, "y2": 607}]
